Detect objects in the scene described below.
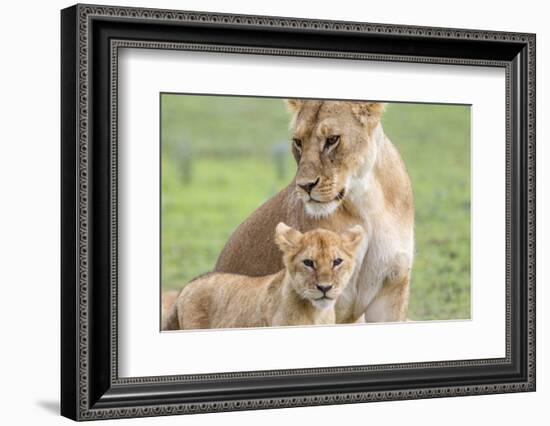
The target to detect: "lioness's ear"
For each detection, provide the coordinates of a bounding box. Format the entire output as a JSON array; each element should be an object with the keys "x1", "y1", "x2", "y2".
[
  {"x1": 342, "y1": 225, "x2": 366, "y2": 253},
  {"x1": 285, "y1": 99, "x2": 305, "y2": 114},
  {"x1": 275, "y1": 222, "x2": 303, "y2": 253},
  {"x1": 350, "y1": 102, "x2": 387, "y2": 125}
]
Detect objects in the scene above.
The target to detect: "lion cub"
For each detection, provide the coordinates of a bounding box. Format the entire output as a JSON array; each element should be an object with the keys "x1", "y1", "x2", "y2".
[{"x1": 163, "y1": 223, "x2": 365, "y2": 330}]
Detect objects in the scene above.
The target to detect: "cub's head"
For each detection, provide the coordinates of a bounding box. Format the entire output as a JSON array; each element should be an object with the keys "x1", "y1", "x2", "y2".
[
  {"x1": 286, "y1": 99, "x2": 386, "y2": 218},
  {"x1": 275, "y1": 222, "x2": 366, "y2": 310}
]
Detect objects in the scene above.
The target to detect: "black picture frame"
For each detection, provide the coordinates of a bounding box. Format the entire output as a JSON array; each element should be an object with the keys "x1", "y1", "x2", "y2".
[{"x1": 61, "y1": 3, "x2": 536, "y2": 421}]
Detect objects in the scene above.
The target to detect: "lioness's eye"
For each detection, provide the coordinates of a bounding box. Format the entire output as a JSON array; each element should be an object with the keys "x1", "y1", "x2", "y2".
[
  {"x1": 325, "y1": 135, "x2": 340, "y2": 150},
  {"x1": 303, "y1": 259, "x2": 315, "y2": 269},
  {"x1": 333, "y1": 258, "x2": 343, "y2": 267},
  {"x1": 293, "y1": 138, "x2": 303, "y2": 151}
]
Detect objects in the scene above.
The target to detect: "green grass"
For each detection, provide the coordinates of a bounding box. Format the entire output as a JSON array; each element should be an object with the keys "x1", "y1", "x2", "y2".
[
  {"x1": 383, "y1": 104, "x2": 471, "y2": 320},
  {"x1": 161, "y1": 95, "x2": 471, "y2": 321},
  {"x1": 161, "y1": 95, "x2": 290, "y2": 155},
  {"x1": 161, "y1": 155, "x2": 296, "y2": 288}
]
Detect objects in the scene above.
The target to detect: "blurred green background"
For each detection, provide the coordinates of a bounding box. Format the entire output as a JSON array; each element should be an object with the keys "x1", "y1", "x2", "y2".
[{"x1": 161, "y1": 95, "x2": 471, "y2": 321}]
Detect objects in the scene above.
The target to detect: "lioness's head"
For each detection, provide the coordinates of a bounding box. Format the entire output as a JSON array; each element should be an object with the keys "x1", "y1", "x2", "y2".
[
  {"x1": 275, "y1": 222, "x2": 365, "y2": 309},
  {"x1": 286, "y1": 99, "x2": 386, "y2": 218}
]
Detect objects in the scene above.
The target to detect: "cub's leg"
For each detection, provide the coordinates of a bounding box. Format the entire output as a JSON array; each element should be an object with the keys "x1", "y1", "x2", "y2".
[
  {"x1": 162, "y1": 286, "x2": 212, "y2": 330},
  {"x1": 176, "y1": 289, "x2": 212, "y2": 330},
  {"x1": 364, "y1": 254, "x2": 411, "y2": 322}
]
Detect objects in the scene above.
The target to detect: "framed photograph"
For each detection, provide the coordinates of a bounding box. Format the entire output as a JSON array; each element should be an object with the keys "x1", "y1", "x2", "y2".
[{"x1": 61, "y1": 4, "x2": 536, "y2": 421}]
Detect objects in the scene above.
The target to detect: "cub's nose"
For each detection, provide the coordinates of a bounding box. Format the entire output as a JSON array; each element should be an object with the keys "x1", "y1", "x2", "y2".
[
  {"x1": 297, "y1": 177, "x2": 320, "y2": 194},
  {"x1": 316, "y1": 284, "x2": 333, "y2": 293}
]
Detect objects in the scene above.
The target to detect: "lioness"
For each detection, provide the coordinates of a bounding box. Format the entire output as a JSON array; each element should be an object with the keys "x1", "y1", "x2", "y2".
[
  {"x1": 215, "y1": 100, "x2": 414, "y2": 323},
  {"x1": 163, "y1": 223, "x2": 364, "y2": 330}
]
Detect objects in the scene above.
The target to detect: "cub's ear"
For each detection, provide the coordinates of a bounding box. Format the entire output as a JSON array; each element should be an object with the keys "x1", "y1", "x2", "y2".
[
  {"x1": 342, "y1": 225, "x2": 366, "y2": 253},
  {"x1": 275, "y1": 222, "x2": 303, "y2": 253},
  {"x1": 285, "y1": 99, "x2": 305, "y2": 114},
  {"x1": 350, "y1": 102, "x2": 387, "y2": 125}
]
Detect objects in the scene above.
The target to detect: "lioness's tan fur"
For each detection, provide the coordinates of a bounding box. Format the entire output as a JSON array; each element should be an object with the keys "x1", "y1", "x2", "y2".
[
  {"x1": 161, "y1": 290, "x2": 179, "y2": 325},
  {"x1": 215, "y1": 100, "x2": 414, "y2": 323},
  {"x1": 163, "y1": 224, "x2": 364, "y2": 330}
]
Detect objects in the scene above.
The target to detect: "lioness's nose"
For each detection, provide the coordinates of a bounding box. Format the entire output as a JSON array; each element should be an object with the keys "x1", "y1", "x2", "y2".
[
  {"x1": 316, "y1": 284, "x2": 333, "y2": 293},
  {"x1": 297, "y1": 177, "x2": 319, "y2": 194}
]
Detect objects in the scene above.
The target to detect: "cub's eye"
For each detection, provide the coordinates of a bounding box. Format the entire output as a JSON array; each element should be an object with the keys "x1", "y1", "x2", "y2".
[
  {"x1": 325, "y1": 135, "x2": 340, "y2": 150},
  {"x1": 302, "y1": 259, "x2": 315, "y2": 269},
  {"x1": 333, "y1": 258, "x2": 343, "y2": 267},
  {"x1": 292, "y1": 138, "x2": 303, "y2": 151}
]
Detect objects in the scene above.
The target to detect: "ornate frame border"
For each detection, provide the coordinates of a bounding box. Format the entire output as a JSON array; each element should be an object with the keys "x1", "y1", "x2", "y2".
[
  {"x1": 61, "y1": 3, "x2": 535, "y2": 421},
  {"x1": 109, "y1": 40, "x2": 512, "y2": 383}
]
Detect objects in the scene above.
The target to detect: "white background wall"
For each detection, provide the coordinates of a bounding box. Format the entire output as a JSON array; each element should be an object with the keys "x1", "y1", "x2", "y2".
[{"x1": 0, "y1": 0, "x2": 546, "y2": 424}]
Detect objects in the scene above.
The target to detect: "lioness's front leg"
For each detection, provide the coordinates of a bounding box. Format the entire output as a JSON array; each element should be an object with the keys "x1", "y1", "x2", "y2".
[
  {"x1": 364, "y1": 276, "x2": 410, "y2": 322},
  {"x1": 364, "y1": 254, "x2": 411, "y2": 322}
]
